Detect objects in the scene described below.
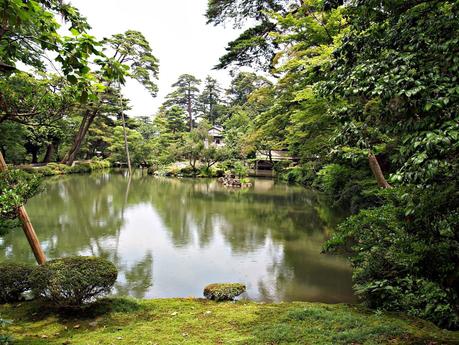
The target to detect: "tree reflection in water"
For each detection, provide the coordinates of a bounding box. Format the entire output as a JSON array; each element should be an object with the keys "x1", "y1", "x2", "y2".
[{"x1": 0, "y1": 172, "x2": 355, "y2": 303}]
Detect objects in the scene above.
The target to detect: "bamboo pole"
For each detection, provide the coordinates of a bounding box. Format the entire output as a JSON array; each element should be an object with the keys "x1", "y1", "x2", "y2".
[{"x1": 0, "y1": 151, "x2": 46, "y2": 264}]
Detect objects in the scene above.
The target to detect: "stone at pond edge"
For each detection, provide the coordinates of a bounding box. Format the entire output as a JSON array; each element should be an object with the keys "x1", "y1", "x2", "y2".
[{"x1": 203, "y1": 283, "x2": 246, "y2": 301}]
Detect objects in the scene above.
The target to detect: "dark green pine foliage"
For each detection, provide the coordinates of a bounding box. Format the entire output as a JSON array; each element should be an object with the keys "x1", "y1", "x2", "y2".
[
  {"x1": 206, "y1": 0, "x2": 298, "y2": 70},
  {"x1": 198, "y1": 76, "x2": 224, "y2": 125},
  {"x1": 165, "y1": 74, "x2": 201, "y2": 130}
]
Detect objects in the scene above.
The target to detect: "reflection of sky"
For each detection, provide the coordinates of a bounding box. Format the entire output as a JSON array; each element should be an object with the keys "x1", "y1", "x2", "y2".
[{"x1": 80, "y1": 204, "x2": 286, "y2": 300}]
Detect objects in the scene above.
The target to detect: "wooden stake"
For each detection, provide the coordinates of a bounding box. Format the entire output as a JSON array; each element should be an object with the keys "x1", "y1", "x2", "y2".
[{"x1": 0, "y1": 151, "x2": 46, "y2": 264}]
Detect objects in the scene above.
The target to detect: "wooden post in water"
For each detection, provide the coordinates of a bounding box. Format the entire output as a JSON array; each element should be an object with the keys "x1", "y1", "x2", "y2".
[{"x1": 0, "y1": 152, "x2": 46, "y2": 264}]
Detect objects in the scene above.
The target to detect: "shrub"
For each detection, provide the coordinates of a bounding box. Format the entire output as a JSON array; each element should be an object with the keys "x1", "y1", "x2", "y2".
[
  {"x1": 34, "y1": 166, "x2": 55, "y2": 176},
  {"x1": 68, "y1": 163, "x2": 91, "y2": 174},
  {"x1": 46, "y1": 163, "x2": 71, "y2": 175},
  {"x1": 232, "y1": 161, "x2": 248, "y2": 178},
  {"x1": 68, "y1": 160, "x2": 110, "y2": 174},
  {"x1": 179, "y1": 165, "x2": 197, "y2": 177},
  {"x1": 325, "y1": 196, "x2": 459, "y2": 329},
  {"x1": 335, "y1": 178, "x2": 382, "y2": 213},
  {"x1": 315, "y1": 164, "x2": 352, "y2": 195},
  {"x1": 89, "y1": 160, "x2": 111, "y2": 170},
  {"x1": 203, "y1": 283, "x2": 246, "y2": 301},
  {"x1": 0, "y1": 262, "x2": 34, "y2": 303},
  {"x1": 281, "y1": 163, "x2": 317, "y2": 185},
  {"x1": 30, "y1": 256, "x2": 118, "y2": 308}
]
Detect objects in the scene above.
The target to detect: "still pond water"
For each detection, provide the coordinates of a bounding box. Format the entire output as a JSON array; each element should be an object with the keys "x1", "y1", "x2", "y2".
[{"x1": 0, "y1": 172, "x2": 355, "y2": 303}]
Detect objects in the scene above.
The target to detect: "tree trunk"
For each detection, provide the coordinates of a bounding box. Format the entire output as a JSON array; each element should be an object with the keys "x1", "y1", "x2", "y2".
[
  {"x1": 31, "y1": 150, "x2": 38, "y2": 164},
  {"x1": 42, "y1": 142, "x2": 55, "y2": 163},
  {"x1": 368, "y1": 153, "x2": 392, "y2": 189},
  {"x1": 62, "y1": 110, "x2": 97, "y2": 165},
  {"x1": 0, "y1": 151, "x2": 46, "y2": 265}
]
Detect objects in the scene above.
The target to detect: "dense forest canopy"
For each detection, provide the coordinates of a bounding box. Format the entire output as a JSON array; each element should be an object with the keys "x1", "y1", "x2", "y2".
[{"x1": 0, "y1": 0, "x2": 458, "y2": 330}]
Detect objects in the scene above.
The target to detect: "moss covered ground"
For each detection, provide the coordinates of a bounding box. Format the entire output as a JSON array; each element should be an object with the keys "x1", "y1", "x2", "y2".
[{"x1": 1, "y1": 298, "x2": 458, "y2": 345}]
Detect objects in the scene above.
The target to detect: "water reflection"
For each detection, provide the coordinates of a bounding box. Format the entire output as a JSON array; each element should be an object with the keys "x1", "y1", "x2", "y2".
[{"x1": 0, "y1": 172, "x2": 355, "y2": 303}]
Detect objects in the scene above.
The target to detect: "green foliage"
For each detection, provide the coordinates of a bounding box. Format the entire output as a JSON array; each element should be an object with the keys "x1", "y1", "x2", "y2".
[
  {"x1": 43, "y1": 163, "x2": 71, "y2": 175},
  {"x1": 164, "y1": 74, "x2": 201, "y2": 130},
  {"x1": 0, "y1": 316, "x2": 12, "y2": 345},
  {"x1": 222, "y1": 160, "x2": 249, "y2": 178},
  {"x1": 108, "y1": 126, "x2": 148, "y2": 166},
  {"x1": 30, "y1": 256, "x2": 118, "y2": 308},
  {"x1": 198, "y1": 76, "x2": 224, "y2": 125},
  {"x1": 203, "y1": 283, "x2": 246, "y2": 301},
  {"x1": 0, "y1": 170, "x2": 41, "y2": 219},
  {"x1": 0, "y1": 123, "x2": 27, "y2": 164},
  {"x1": 280, "y1": 163, "x2": 317, "y2": 185},
  {"x1": 0, "y1": 219, "x2": 19, "y2": 237},
  {"x1": 0, "y1": 262, "x2": 34, "y2": 303},
  {"x1": 325, "y1": 200, "x2": 459, "y2": 329},
  {"x1": 102, "y1": 30, "x2": 159, "y2": 95},
  {"x1": 316, "y1": 164, "x2": 351, "y2": 195}
]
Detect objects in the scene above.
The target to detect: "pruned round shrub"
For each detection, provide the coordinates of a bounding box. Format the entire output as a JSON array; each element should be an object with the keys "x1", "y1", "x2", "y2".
[
  {"x1": 30, "y1": 256, "x2": 118, "y2": 308},
  {"x1": 0, "y1": 262, "x2": 34, "y2": 303},
  {"x1": 203, "y1": 283, "x2": 246, "y2": 301}
]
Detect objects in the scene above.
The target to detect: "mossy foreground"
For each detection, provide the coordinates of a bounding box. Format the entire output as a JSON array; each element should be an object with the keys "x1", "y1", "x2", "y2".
[{"x1": 0, "y1": 298, "x2": 458, "y2": 345}]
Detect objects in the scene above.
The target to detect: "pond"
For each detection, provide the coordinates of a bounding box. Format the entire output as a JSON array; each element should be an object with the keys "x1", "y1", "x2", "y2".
[{"x1": 0, "y1": 172, "x2": 356, "y2": 303}]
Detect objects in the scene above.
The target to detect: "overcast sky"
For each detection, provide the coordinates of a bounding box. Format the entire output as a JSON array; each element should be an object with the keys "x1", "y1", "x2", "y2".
[{"x1": 69, "y1": 0, "x2": 243, "y2": 116}]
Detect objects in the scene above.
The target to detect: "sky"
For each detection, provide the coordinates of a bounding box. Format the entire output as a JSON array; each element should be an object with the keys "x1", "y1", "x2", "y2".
[{"x1": 69, "y1": 0, "x2": 244, "y2": 117}]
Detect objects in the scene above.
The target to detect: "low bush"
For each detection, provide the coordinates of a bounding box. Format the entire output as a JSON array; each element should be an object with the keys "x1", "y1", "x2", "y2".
[
  {"x1": 203, "y1": 283, "x2": 246, "y2": 301},
  {"x1": 315, "y1": 164, "x2": 352, "y2": 195},
  {"x1": 325, "y1": 193, "x2": 459, "y2": 330},
  {"x1": 178, "y1": 165, "x2": 197, "y2": 177},
  {"x1": 89, "y1": 160, "x2": 111, "y2": 170},
  {"x1": 280, "y1": 163, "x2": 317, "y2": 185},
  {"x1": 0, "y1": 262, "x2": 34, "y2": 303},
  {"x1": 68, "y1": 163, "x2": 91, "y2": 174},
  {"x1": 46, "y1": 163, "x2": 71, "y2": 175},
  {"x1": 34, "y1": 166, "x2": 55, "y2": 176},
  {"x1": 30, "y1": 256, "x2": 118, "y2": 308}
]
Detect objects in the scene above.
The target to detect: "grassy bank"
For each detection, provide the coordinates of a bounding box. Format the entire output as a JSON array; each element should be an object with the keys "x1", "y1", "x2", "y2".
[
  {"x1": 17, "y1": 160, "x2": 111, "y2": 176},
  {"x1": 1, "y1": 298, "x2": 457, "y2": 345}
]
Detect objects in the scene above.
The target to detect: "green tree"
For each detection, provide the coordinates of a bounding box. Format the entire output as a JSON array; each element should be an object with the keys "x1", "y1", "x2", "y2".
[
  {"x1": 226, "y1": 71, "x2": 272, "y2": 106},
  {"x1": 108, "y1": 126, "x2": 148, "y2": 166},
  {"x1": 165, "y1": 74, "x2": 201, "y2": 130},
  {"x1": 198, "y1": 76, "x2": 224, "y2": 125},
  {"x1": 318, "y1": 0, "x2": 459, "y2": 328},
  {"x1": 164, "y1": 105, "x2": 188, "y2": 136},
  {"x1": 61, "y1": 30, "x2": 159, "y2": 165}
]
